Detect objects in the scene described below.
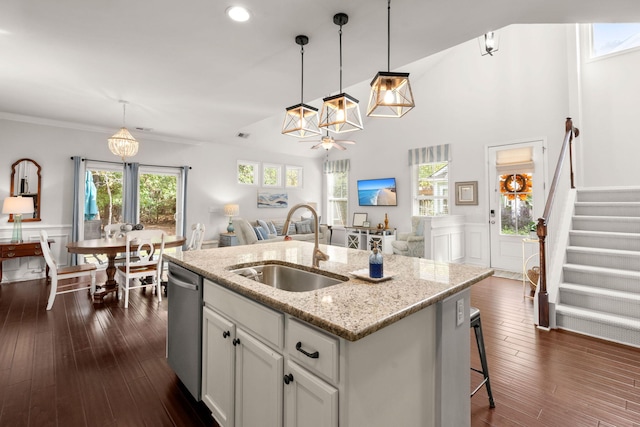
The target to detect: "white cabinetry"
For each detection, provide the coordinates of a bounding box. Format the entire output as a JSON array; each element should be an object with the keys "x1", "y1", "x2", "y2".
[
  {"x1": 345, "y1": 227, "x2": 395, "y2": 254},
  {"x1": 202, "y1": 279, "x2": 284, "y2": 427},
  {"x1": 284, "y1": 360, "x2": 338, "y2": 427}
]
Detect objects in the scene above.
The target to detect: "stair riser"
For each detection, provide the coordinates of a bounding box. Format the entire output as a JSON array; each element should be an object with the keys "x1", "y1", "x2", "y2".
[
  {"x1": 563, "y1": 268, "x2": 640, "y2": 292},
  {"x1": 566, "y1": 251, "x2": 640, "y2": 272},
  {"x1": 574, "y1": 205, "x2": 640, "y2": 217},
  {"x1": 569, "y1": 234, "x2": 640, "y2": 251},
  {"x1": 559, "y1": 289, "x2": 640, "y2": 317},
  {"x1": 577, "y1": 189, "x2": 640, "y2": 203},
  {"x1": 556, "y1": 314, "x2": 640, "y2": 348},
  {"x1": 572, "y1": 218, "x2": 640, "y2": 233}
]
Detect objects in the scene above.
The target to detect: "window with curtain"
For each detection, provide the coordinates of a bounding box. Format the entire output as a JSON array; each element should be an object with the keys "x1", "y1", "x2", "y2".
[
  {"x1": 409, "y1": 144, "x2": 450, "y2": 216},
  {"x1": 324, "y1": 159, "x2": 350, "y2": 227}
]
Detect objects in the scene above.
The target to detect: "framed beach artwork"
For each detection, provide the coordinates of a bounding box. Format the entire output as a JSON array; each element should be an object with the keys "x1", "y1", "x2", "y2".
[
  {"x1": 455, "y1": 181, "x2": 478, "y2": 205},
  {"x1": 257, "y1": 190, "x2": 288, "y2": 208}
]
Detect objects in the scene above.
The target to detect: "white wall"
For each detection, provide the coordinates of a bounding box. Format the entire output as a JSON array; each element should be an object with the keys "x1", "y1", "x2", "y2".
[
  {"x1": 324, "y1": 24, "x2": 575, "y2": 264},
  {"x1": 0, "y1": 119, "x2": 322, "y2": 280},
  {"x1": 578, "y1": 25, "x2": 640, "y2": 187}
]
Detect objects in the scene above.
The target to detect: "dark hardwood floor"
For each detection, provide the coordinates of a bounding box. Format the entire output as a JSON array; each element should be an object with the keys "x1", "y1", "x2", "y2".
[{"x1": 1, "y1": 273, "x2": 639, "y2": 426}]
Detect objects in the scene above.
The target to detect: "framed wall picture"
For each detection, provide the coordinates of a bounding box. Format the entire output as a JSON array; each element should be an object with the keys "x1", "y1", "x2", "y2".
[
  {"x1": 362, "y1": 221, "x2": 371, "y2": 228},
  {"x1": 352, "y1": 213, "x2": 368, "y2": 227},
  {"x1": 455, "y1": 181, "x2": 478, "y2": 205}
]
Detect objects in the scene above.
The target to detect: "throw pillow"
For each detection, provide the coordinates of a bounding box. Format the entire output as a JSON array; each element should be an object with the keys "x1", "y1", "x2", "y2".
[
  {"x1": 294, "y1": 219, "x2": 312, "y2": 234},
  {"x1": 257, "y1": 219, "x2": 270, "y2": 234},
  {"x1": 253, "y1": 226, "x2": 268, "y2": 240},
  {"x1": 267, "y1": 221, "x2": 277, "y2": 235}
]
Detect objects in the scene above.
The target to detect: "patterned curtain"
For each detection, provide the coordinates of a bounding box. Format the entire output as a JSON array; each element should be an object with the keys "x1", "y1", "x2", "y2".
[
  {"x1": 408, "y1": 144, "x2": 451, "y2": 166},
  {"x1": 323, "y1": 159, "x2": 350, "y2": 174}
]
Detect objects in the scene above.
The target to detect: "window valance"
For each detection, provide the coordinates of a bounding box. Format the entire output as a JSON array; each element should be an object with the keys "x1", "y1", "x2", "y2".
[
  {"x1": 408, "y1": 144, "x2": 450, "y2": 166},
  {"x1": 323, "y1": 159, "x2": 350, "y2": 174}
]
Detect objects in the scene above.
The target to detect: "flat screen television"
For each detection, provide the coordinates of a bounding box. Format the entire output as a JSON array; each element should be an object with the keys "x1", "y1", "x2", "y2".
[{"x1": 357, "y1": 178, "x2": 397, "y2": 206}]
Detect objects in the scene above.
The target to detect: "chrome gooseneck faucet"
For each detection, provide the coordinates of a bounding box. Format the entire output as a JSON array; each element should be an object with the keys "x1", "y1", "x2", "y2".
[{"x1": 282, "y1": 203, "x2": 329, "y2": 268}]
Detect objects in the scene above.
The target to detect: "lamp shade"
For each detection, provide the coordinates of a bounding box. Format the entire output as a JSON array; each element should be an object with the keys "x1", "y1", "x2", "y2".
[
  {"x1": 223, "y1": 204, "x2": 239, "y2": 217},
  {"x1": 108, "y1": 127, "x2": 139, "y2": 161},
  {"x1": 2, "y1": 196, "x2": 34, "y2": 214},
  {"x1": 367, "y1": 71, "x2": 415, "y2": 117}
]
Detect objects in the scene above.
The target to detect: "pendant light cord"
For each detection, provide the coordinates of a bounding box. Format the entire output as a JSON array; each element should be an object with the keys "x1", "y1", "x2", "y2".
[
  {"x1": 300, "y1": 43, "x2": 305, "y2": 103},
  {"x1": 122, "y1": 103, "x2": 127, "y2": 127},
  {"x1": 387, "y1": 0, "x2": 391, "y2": 72},
  {"x1": 339, "y1": 24, "x2": 343, "y2": 92}
]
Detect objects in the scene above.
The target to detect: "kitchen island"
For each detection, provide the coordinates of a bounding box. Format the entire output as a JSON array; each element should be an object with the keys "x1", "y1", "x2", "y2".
[{"x1": 165, "y1": 241, "x2": 493, "y2": 427}]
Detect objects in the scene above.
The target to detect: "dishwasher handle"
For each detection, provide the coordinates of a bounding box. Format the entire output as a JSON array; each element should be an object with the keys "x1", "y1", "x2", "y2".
[{"x1": 168, "y1": 272, "x2": 199, "y2": 291}]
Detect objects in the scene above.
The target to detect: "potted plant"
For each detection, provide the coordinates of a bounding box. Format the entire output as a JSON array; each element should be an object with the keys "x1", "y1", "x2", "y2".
[{"x1": 528, "y1": 221, "x2": 537, "y2": 238}]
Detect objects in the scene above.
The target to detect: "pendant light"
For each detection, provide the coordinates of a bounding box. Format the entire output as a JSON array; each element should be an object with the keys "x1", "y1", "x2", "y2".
[
  {"x1": 319, "y1": 13, "x2": 363, "y2": 134},
  {"x1": 108, "y1": 100, "x2": 139, "y2": 161},
  {"x1": 282, "y1": 35, "x2": 321, "y2": 138},
  {"x1": 367, "y1": 0, "x2": 415, "y2": 118},
  {"x1": 479, "y1": 31, "x2": 500, "y2": 56}
]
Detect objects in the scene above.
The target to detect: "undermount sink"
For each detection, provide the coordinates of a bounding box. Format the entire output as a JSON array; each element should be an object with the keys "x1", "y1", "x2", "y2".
[{"x1": 229, "y1": 263, "x2": 348, "y2": 292}]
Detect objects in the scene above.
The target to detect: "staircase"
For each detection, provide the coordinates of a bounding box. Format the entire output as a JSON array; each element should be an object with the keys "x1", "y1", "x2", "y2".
[{"x1": 555, "y1": 187, "x2": 640, "y2": 348}]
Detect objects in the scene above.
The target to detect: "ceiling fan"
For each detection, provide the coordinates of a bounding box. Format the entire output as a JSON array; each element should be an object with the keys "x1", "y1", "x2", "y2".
[{"x1": 302, "y1": 133, "x2": 356, "y2": 151}]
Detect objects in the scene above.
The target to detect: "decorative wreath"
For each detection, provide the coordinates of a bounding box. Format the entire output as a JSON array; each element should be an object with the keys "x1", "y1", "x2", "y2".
[{"x1": 500, "y1": 174, "x2": 532, "y2": 200}]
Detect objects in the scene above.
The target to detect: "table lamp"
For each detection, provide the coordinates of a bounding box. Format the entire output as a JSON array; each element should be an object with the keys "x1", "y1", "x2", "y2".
[
  {"x1": 2, "y1": 196, "x2": 35, "y2": 243},
  {"x1": 223, "y1": 204, "x2": 239, "y2": 233}
]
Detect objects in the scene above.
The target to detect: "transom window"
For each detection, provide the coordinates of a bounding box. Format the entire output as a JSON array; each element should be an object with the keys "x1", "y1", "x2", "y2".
[{"x1": 591, "y1": 23, "x2": 640, "y2": 58}]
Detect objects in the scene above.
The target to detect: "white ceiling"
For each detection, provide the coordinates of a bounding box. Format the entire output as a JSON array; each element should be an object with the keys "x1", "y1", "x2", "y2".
[{"x1": 1, "y1": 0, "x2": 639, "y2": 157}]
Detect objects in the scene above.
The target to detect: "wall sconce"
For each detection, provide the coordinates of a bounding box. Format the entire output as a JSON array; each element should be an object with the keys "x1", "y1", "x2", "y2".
[
  {"x1": 2, "y1": 196, "x2": 35, "y2": 243},
  {"x1": 479, "y1": 31, "x2": 500, "y2": 56},
  {"x1": 223, "y1": 204, "x2": 239, "y2": 233}
]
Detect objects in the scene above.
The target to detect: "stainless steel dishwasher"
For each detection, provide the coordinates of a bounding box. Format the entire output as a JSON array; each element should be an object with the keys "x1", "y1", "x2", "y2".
[{"x1": 167, "y1": 262, "x2": 203, "y2": 400}]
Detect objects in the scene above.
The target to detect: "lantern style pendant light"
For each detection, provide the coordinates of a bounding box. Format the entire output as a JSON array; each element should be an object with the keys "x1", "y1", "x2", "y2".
[
  {"x1": 319, "y1": 13, "x2": 363, "y2": 134},
  {"x1": 367, "y1": 0, "x2": 415, "y2": 118},
  {"x1": 108, "y1": 100, "x2": 139, "y2": 161},
  {"x1": 479, "y1": 31, "x2": 500, "y2": 56},
  {"x1": 282, "y1": 35, "x2": 321, "y2": 138}
]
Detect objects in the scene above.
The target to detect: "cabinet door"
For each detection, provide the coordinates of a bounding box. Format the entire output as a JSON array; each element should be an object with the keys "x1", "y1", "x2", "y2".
[
  {"x1": 284, "y1": 361, "x2": 338, "y2": 427},
  {"x1": 202, "y1": 306, "x2": 236, "y2": 427},
  {"x1": 235, "y1": 329, "x2": 283, "y2": 427}
]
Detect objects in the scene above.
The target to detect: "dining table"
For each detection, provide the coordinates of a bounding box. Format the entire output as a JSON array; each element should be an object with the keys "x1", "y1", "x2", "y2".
[{"x1": 67, "y1": 234, "x2": 186, "y2": 303}]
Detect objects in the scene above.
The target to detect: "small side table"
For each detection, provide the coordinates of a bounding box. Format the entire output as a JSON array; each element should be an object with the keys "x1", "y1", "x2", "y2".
[
  {"x1": 219, "y1": 233, "x2": 239, "y2": 247},
  {"x1": 522, "y1": 237, "x2": 539, "y2": 300}
]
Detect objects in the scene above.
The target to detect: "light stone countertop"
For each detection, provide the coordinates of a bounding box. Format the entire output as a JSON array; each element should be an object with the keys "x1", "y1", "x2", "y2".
[{"x1": 165, "y1": 241, "x2": 494, "y2": 341}]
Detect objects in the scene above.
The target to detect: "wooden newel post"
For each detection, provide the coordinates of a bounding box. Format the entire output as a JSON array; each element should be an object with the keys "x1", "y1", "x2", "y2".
[{"x1": 537, "y1": 218, "x2": 550, "y2": 328}]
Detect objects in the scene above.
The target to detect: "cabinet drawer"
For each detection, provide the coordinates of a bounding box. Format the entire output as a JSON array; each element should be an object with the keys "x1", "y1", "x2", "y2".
[
  {"x1": 204, "y1": 279, "x2": 284, "y2": 349},
  {"x1": 286, "y1": 318, "x2": 339, "y2": 384},
  {"x1": 1, "y1": 244, "x2": 42, "y2": 258}
]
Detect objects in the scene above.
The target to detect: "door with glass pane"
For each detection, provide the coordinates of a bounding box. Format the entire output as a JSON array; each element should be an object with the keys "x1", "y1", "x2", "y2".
[
  {"x1": 138, "y1": 167, "x2": 181, "y2": 237},
  {"x1": 488, "y1": 141, "x2": 544, "y2": 272},
  {"x1": 83, "y1": 162, "x2": 124, "y2": 239}
]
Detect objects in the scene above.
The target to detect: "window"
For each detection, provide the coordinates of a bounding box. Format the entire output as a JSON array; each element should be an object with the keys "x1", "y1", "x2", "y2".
[
  {"x1": 262, "y1": 163, "x2": 282, "y2": 187},
  {"x1": 413, "y1": 162, "x2": 448, "y2": 216},
  {"x1": 326, "y1": 171, "x2": 348, "y2": 226},
  {"x1": 237, "y1": 160, "x2": 259, "y2": 185},
  {"x1": 285, "y1": 165, "x2": 303, "y2": 188},
  {"x1": 591, "y1": 23, "x2": 640, "y2": 58}
]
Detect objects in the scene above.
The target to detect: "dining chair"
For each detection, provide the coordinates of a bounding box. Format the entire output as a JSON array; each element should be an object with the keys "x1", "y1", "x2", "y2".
[
  {"x1": 186, "y1": 223, "x2": 206, "y2": 251},
  {"x1": 40, "y1": 230, "x2": 97, "y2": 310},
  {"x1": 115, "y1": 229, "x2": 165, "y2": 308},
  {"x1": 103, "y1": 223, "x2": 126, "y2": 238}
]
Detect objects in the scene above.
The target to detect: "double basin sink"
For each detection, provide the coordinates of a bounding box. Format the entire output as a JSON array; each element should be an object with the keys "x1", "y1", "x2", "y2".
[{"x1": 229, "y1": 262, "x2": 348, "y2": 292}]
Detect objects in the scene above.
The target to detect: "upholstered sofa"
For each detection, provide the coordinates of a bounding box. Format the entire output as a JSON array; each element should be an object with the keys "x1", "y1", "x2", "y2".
[{"x1": 231, "y1": 217, "x2": 328, "y2": 246}]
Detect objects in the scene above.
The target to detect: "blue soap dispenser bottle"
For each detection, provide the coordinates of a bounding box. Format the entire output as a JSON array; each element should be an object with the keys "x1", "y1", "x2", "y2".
[{"x1": 369, "y1": 241, "x2": 384, "y2": 279}]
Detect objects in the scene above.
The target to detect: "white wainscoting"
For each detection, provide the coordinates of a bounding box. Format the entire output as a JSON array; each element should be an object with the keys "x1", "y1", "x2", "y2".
[
  {"x1": 464, "y1": 222, "x2": 490, "y2": 267},
  {"x1": 423, "y1": 215, "x2": 465, "y2": 263}
]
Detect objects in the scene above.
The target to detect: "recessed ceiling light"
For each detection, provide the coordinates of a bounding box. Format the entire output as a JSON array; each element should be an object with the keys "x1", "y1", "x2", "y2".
[{"x1": 226, "y1": 6, "x2": 250, "y2": 22}]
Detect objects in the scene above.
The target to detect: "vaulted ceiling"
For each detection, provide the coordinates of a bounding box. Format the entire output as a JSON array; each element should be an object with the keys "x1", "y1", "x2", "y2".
[{"x1": 1, "y1": 0, "x2": 639, "y2": 157}]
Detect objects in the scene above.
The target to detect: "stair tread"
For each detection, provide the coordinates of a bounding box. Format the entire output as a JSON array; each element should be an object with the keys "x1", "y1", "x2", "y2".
[
  {"x1": 569, "y1": 229, "x2": 640, "y2": 237},
  {"x1": 560, "y1": 282, "x2": 640, "y2": 300},
  {"x1": 556, "y1": 304, "x2": 640, "y2": 329},
  {"x1": 566, "y1": 246, "x2": 640, "y2": 256},
  {"x1": 573, "y1": 215, "x2": 640, "y2": 221},
  {"x1": 564, "y1": 263, "x2": 640, "y2": 277},
  {"x1": 575, "y1": 201, "x2": 640, "y2": 205}
]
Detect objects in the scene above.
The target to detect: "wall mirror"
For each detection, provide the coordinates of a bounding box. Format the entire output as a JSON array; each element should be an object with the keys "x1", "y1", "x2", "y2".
[{"x1": 9, "y1": 158, "x2": 41, "y2": 222}]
